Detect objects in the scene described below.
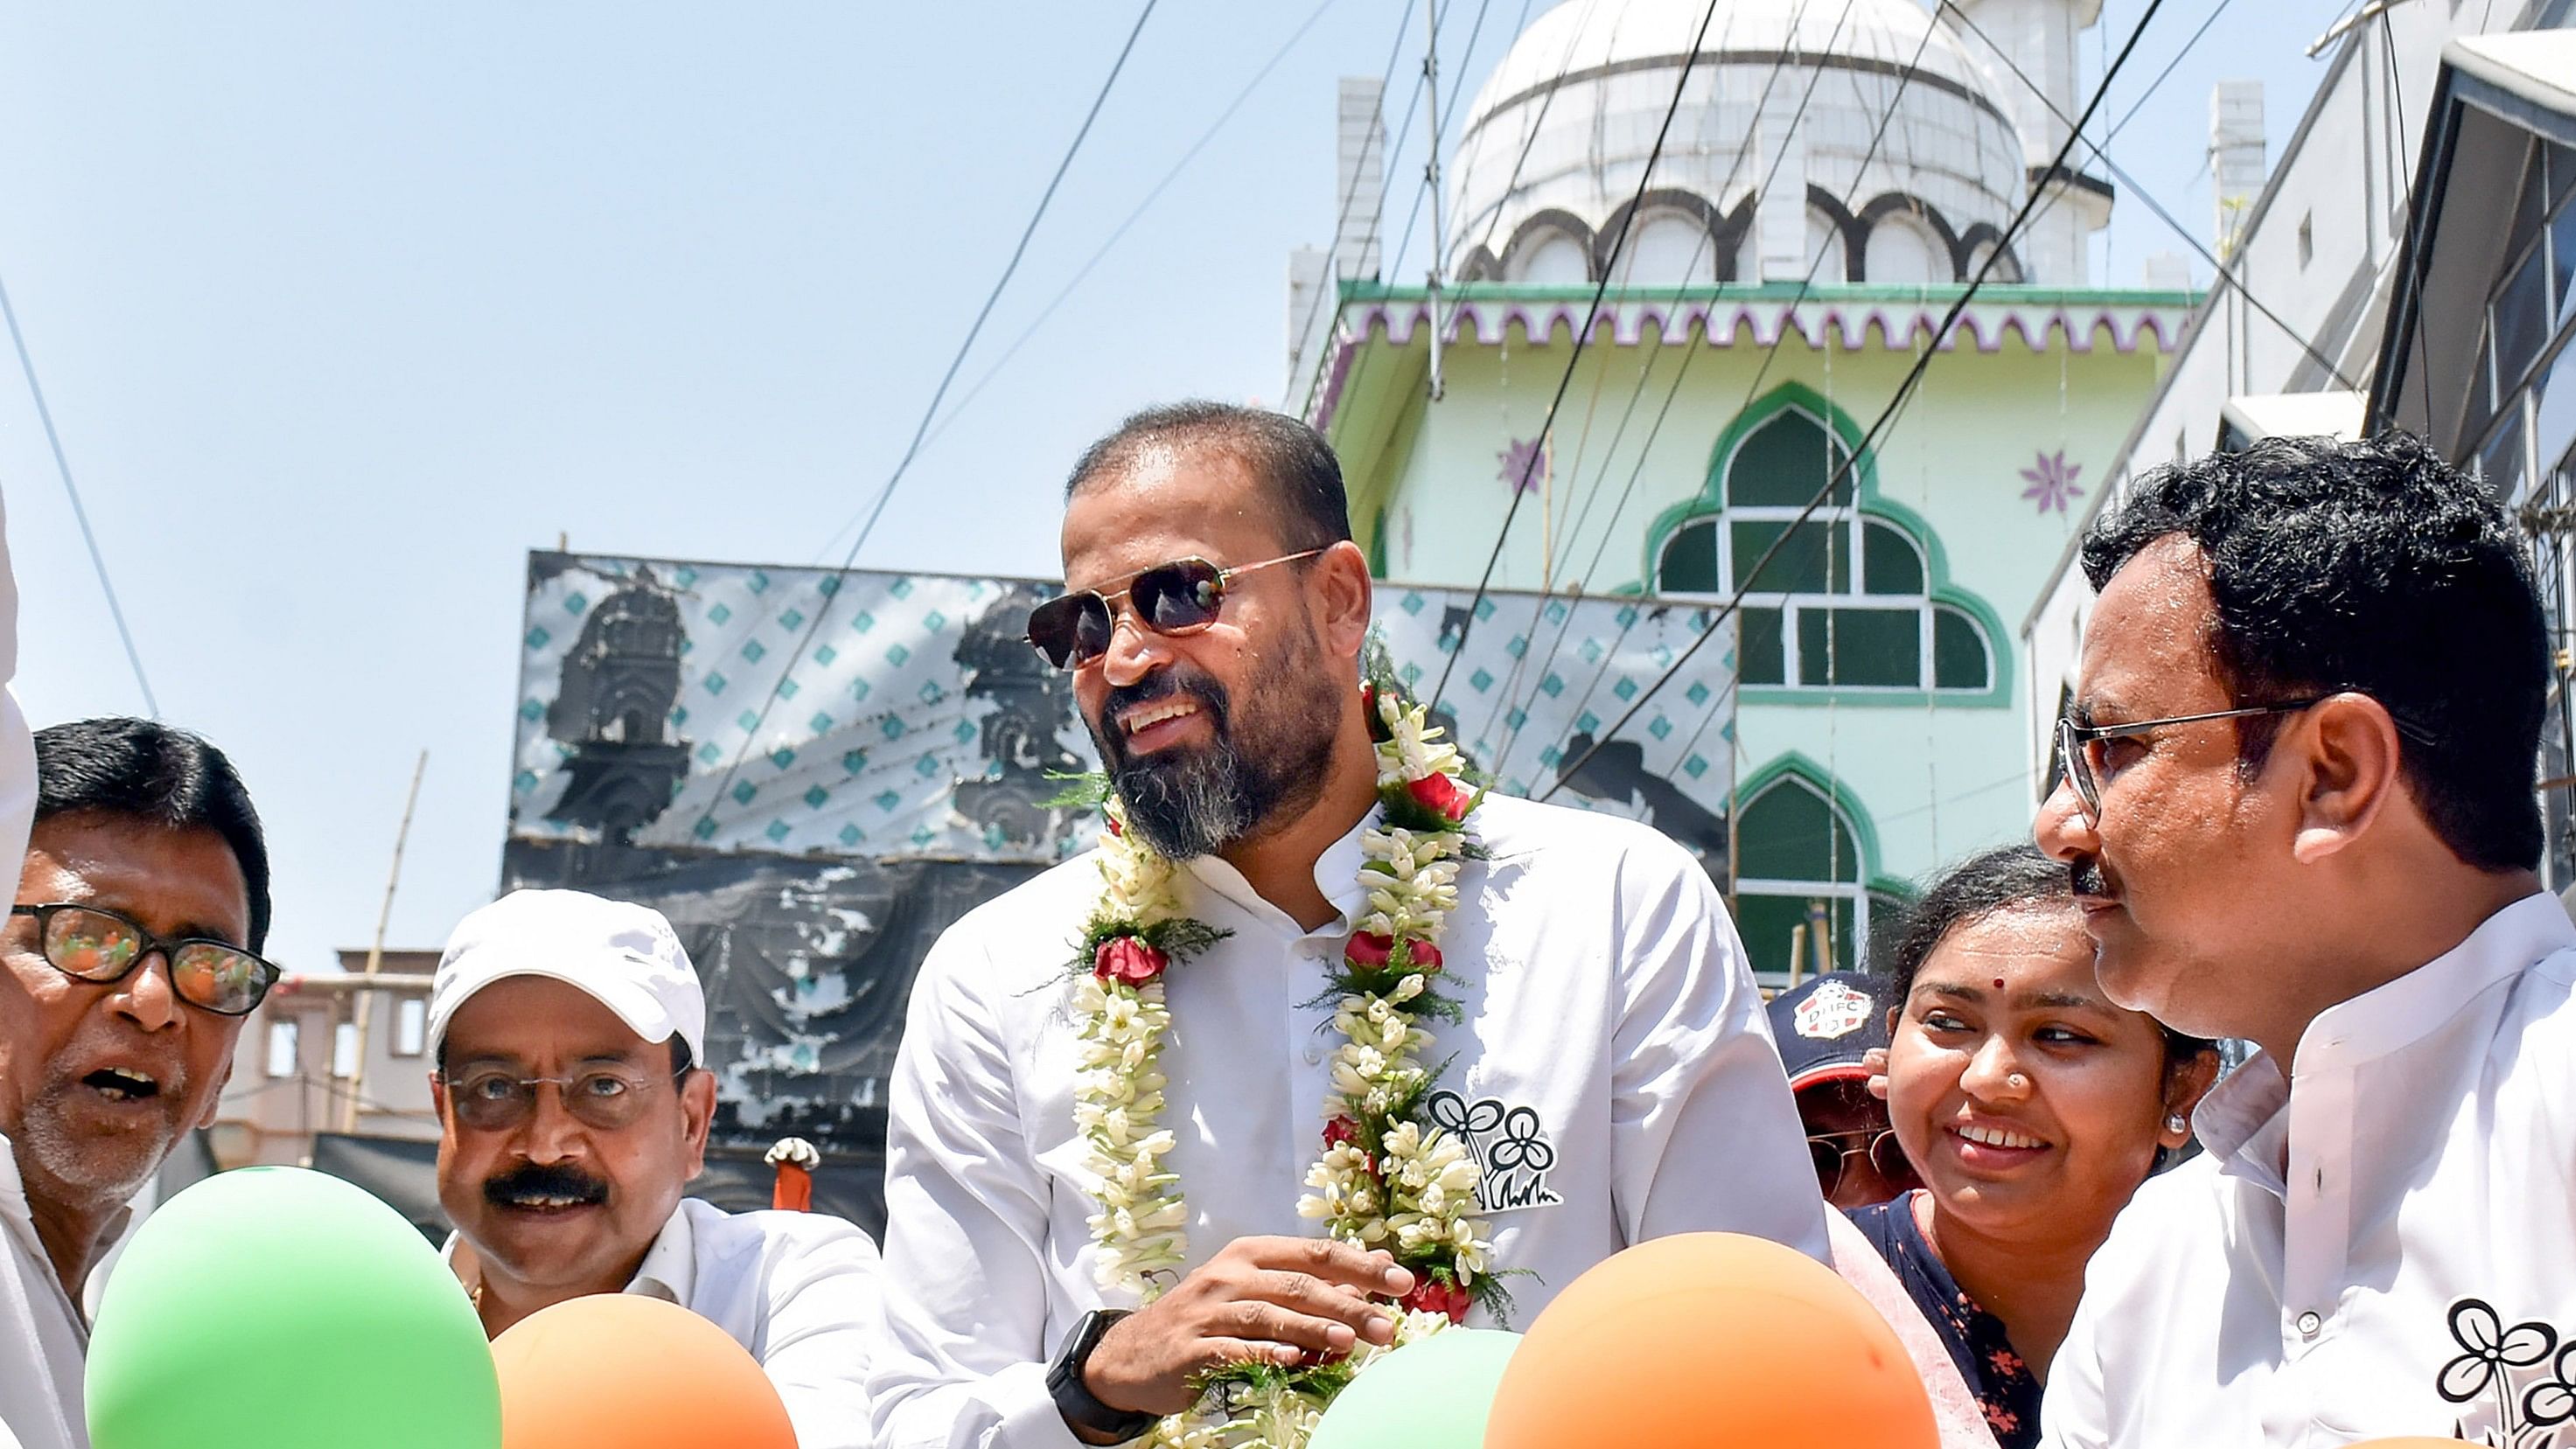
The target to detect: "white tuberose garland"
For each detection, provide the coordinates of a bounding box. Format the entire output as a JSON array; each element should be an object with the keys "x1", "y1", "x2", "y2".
[{"x1": 1065, "y1": 687, "x2": 1497, "y2": 1448}]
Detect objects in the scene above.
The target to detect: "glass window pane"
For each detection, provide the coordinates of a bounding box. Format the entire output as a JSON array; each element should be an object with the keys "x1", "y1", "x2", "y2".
[
  {"x1": 1732, "y1": 519, "x2": 1850, "y2": 594},
  {"x1": 2495, "y1": 242, "x2": 2551, "y2": 393},
  {"x1": 1658, "y1": 519, "x2": 1720, "y2": 593},
  {"x1": 1727, "y1": 411, "x2": 1853, "y2": 507},
  {"x1": 1862, "y1": 521, "x2": 1924, "y2": 596},
  {"x1": 1734, "y1": 892, "x2": 1858, "y2": 980},
  {"x1": 1740, "y1": 606, "x2": 1785, "y2": 685},
  {"x1": 2552, "y1": 141, "x2": 2576, "y2": 212},
  {"x1": 2553, "y1": 201, "x2": 2576, "y2": 326},
  {"x1": 1798, "y1": 608, "x2": 1921, "y2": 687},
  {"x1": 332, "y1": 1022, "x2": 360, "y2": 1080},
  {"x1": 2481, "y1": 407, "x2": 2527, "y2": 498},
  {"x1": 1738, "y1": 778, "x2": 1859, "y2": 879},
  {"x1": 394, "y1": 998, "x2": 427, "y2": 1057},
  {"x1": 2512, "y1": 141, "x2": 2546, "y2": 262},
  {"x1": 266, "y1": 1020, "x2": 299, "y2": 1078},
  {"x1": 1933, "y1": 607, "x2": 1991, "y2": 689}
]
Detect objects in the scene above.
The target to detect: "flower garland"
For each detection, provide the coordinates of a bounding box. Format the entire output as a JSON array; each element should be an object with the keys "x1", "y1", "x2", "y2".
[{"x1": 1063, "y1": 679, "x2": 1501, "y2": 1447}]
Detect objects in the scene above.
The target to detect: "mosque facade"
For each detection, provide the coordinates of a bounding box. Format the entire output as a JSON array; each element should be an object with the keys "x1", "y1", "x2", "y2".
[{"x1": 1288, "y1": 0, "x2": 2196, "y2": 978}]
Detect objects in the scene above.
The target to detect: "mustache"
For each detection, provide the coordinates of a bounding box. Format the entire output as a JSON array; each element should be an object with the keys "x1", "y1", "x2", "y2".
[
  {"x1": 1100, "y1": 670, "x2": 1231, "y2": 749},
  {"x1": 483, "y1": 1160, "x2": 609, "y2": 1208},
  {"x1": 2068, "y1": 854, "x2": 2113, "y2": 899}
]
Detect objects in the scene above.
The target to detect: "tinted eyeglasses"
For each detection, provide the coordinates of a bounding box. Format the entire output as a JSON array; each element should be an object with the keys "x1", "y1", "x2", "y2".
[
  {"x1": 1809, "y1": 1128, "x2": 1914, "y2": 1199},
  {"x1": 436, "y1": 1064, "x2": 689, "y2": 1132},
  {"x1": 2055, "y1": 700, "x2": 2326, "y2": 823},
  {"x1": 10, "y1": 902, "x2": 278, "y2": 1017},
  {"x1": 1025, "y1": 549, "x2": 1325, "y2": 671}
]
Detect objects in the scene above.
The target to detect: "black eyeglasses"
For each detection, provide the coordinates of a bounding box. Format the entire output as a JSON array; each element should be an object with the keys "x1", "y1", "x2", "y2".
[
  {"x1": 1025, "y1": 549, "x2": 1325, "y2": 671},
  {"x1": 1808, "y1": 1128, "x2": 1914, "y2": 1199},
  {"x1": 436, "y1": 1064, "x2": 689, "y2": 1132},
  {"x1": 2056, "y1": 700, "x2": 2328, "y2": 823},
  {"x1": 9, "y1": 902, "x2": 279, "y2": 1017}
]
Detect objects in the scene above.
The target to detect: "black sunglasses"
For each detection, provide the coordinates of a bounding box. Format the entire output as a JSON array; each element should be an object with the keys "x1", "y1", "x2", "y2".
[
  {"x1": 9, "y1": 902, "x2": 280, "y2": 1017},
  {"x1": 1025, "y1": 549, "x2": 1324, "y2": 671}
]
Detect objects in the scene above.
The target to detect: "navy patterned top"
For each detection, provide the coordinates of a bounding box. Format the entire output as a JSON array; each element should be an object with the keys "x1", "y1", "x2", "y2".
[{"x1": 1846, "y1": 1192, "x2": 2044, "y2": 1449}]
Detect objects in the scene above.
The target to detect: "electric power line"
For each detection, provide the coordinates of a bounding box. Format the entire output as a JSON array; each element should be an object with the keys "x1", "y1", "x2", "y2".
[
  {"x1": 1424, "y1": 0, "x2": 1731, "y2": 710},
  {"x1": 0, "y1": 272, "x2": 158, "y2": 718},
  {"x1": 696, "y1": 0, "x2": 1160, "y2": 838},
  {"x1": 1938, "y1": 0, "x2": 2358, "y2": 390},
  {"x1": 876, "y1": 0, "x2": 1348, "y2": 504},
  {"x1": 1540, "y1": 0, "x2": 2174, "y2": 803}
]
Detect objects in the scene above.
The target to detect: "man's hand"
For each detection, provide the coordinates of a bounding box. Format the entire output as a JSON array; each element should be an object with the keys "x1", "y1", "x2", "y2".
[{"x1": 1080, "y1": 1237, "x2": 1415, "y2": 1421}]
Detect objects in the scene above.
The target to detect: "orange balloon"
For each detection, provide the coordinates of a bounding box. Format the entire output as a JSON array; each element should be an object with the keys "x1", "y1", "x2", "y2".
[
  {"x1": 492, "y1": 1294, "x2": 797, "y2": 1449},
  {"x1": 1486, "y1": 1232, "x2": 1937, "y2": 1449}
]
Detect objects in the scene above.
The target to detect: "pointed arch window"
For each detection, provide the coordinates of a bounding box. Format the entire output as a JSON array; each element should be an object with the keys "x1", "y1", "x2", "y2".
[
  {"x1": 1655, "y1": 406, "x2": 1993, "y2": 693},
  {"x1": 1733, "y1": 773, "x2": 1872, "y2": 982}
]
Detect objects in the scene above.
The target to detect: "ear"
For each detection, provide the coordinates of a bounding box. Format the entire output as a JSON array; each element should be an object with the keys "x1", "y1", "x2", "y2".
[
  {"x1": 678, "y1": 1068, "x2": 716, "y2": 1182},
  {"x1": 1309, "y1": 540, "x2": 1375, "y2": 661},
  {"x1": 2159, "y1": 1047, "x2": 2223, "y2": 1148},
  {"x1": 429, "y1": 1073, "x2": 452, "y2": 1130},
  {"x1": 2287, "y1": 692, "x2": 2405, "y2": 866}
]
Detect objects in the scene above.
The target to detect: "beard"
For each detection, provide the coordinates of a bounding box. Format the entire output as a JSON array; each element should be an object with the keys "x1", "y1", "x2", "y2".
[
  {"x1": 13, "y1": 1061, "x2": 184, "y2": 1208},
  {"x1": 1087, "y1": 623, "x2": 1344, "y2": 860}
]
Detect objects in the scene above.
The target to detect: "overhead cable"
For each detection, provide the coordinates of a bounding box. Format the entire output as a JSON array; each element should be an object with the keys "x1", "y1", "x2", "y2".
[
  {"x1": 1540, "y1": 0, "x2": 2173, "y2": 803},
  {"x1": 696, "y1": 0, "x2": 1160, "y2": 839}
]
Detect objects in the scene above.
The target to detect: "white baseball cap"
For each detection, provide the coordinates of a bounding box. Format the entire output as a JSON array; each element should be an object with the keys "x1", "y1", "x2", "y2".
[{"x1": 426, "y1": 888, "x2": 706, "y2": 1062}]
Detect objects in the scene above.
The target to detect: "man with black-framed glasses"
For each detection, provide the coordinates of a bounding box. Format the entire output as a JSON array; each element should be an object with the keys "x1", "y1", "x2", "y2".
[
  {"x1": 427, "y1": 888, "x2": 881, "y2": 1446},
  {"x1": 0, "y1": 717, "x2": 269, "y2": 1449},
  {"x1": 2032, "y1": 432, "x2": 2576, "y2": 1449}
]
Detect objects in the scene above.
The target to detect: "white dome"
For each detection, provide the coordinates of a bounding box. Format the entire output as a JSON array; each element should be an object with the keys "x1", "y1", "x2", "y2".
[{"x1": 1449, "y1": 0, "x2": 2033, "y2": 286}]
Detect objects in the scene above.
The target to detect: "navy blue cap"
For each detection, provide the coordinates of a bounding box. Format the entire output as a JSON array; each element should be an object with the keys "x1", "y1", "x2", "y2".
[{"x1": 1766, "y1": 972, "x2": 1895, "y2": 1090}]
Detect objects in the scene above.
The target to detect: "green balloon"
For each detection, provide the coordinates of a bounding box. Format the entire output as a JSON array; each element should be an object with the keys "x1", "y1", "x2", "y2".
[
  {"x1": 1309, "y1": 1327, "x2": 1524, "y2": 1449},
  {"x1": 86, "y1": 1166, "x2": 499, "y2": 1449}
]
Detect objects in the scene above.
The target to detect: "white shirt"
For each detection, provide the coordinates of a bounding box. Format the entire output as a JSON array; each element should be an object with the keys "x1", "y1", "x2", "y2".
[
  {"x1": 866, "y1": 792, "x2": 1829, "y2": 1449},
  {"x1": 2041, "y1": 891, "x2": 2576, "y2": 1448},
  {"x1": 450, "y1": 1196, "x2": 883, "y2": 1448},
  {"x1": 0, "y1": 1132, "x2": 101, "y2": 1449}
]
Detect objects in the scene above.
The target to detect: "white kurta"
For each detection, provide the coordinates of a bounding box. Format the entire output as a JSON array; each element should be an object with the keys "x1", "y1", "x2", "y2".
[
  {"x1": 865, "y1": 792, "x2": 1829, "y2": 1449},
  {"x1": 2041, "y1": 891, "x2": 2576, "y2": 1448},
  {"x1": 450, "y1": 1196, "x2": 882, "y2": 1449},
  {"x1": 0, "y1": 1133, "x2": 100, "y2": 1449}
]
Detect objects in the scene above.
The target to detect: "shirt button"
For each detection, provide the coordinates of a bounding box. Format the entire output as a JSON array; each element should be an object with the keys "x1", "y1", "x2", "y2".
[
  {"x1": 1304, "y1": 1041, "x2": 1325, "y2": 1066},
  {"x1": 2296, "y1": 1311, "x2": 2321, "y2": 1337}
]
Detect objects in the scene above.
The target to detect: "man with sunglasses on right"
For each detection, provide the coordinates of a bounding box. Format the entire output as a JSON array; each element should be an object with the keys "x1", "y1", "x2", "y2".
[
  {"x1": 2, "y1": 718, "x2": 274, "y2": 1449},
  {"x1": 2034, "y1": 433, "x2": 2576, "y2": 1448}
]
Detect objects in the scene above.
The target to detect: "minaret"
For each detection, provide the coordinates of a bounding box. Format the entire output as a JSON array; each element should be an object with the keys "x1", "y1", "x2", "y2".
[{"x1": 1947, "y1": 0, "x2": 2112, "y2": 284}]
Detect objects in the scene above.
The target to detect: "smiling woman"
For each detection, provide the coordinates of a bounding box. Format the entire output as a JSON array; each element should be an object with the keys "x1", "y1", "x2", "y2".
[{"x1": 1847, "y1": 845, "x2": 2219, "y2": 1449}]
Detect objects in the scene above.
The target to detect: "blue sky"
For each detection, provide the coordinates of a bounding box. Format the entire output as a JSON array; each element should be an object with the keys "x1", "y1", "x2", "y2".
[{"x1": 0, "y1": 0, "x2": 2353, "y2": 975}]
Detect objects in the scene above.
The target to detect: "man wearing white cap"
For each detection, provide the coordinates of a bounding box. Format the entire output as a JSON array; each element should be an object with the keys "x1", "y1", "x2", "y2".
[{"x1": 429, "y1": 888, "x2": 881, "y2": 1447}]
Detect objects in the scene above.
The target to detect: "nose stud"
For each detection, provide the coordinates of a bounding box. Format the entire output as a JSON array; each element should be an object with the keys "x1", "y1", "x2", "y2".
[{"x1": 2006, "y1": 1072, "x2": 2030, "y2": 1090}]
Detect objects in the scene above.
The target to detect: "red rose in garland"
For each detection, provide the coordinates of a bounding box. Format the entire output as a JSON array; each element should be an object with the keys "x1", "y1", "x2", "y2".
[
  {"x1": 1345, "y1": 931, "x2": 1394, "y2": 969},
  {"x1": 1405, "y1": 772, "x2": 1472, "y2": 822},
  {"x1": 1400, "y1": 1277, "x2": 1474, "y2": 1322},
  {"x1": 1093, "y1": 936, "x2": 1169, "y2": 986}
]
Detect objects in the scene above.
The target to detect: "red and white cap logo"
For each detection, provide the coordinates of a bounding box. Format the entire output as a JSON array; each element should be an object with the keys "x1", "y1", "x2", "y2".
[{"x1": 1793, "y1": 979, "x2": 1873, "y2": 1040}]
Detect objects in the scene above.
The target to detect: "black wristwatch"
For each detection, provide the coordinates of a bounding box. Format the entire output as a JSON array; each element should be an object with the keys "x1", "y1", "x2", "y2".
[{"x1": 1047, "y1": 1308, "x2": 1158, "y2": 1443}]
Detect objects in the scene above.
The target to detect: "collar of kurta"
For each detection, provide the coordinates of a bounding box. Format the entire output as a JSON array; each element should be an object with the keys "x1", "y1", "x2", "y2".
[
  {"x1": 443, "y1": 1197, "x2": 696, "y2": 1307},
  {"x1": 2195, "y1": 888, "x2": 2576, "y2": 1168},
  {"x1": 1172, "y1": 808, "x2": 1375, "y2": 935}
]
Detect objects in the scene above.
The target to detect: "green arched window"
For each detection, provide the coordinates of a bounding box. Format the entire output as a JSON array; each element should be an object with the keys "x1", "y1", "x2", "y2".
[
  {"x1": 1731, "y1": 772, "x2": 1875, "y2": 983},
  {"x1": 1656, "y1": 408, "x2": 1992, "y2": 693}
]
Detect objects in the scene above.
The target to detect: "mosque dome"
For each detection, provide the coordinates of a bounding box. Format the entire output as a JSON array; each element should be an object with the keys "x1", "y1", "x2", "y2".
[{"x1": 1449, "y1": 0, "x2": 2035, "y2": 287}]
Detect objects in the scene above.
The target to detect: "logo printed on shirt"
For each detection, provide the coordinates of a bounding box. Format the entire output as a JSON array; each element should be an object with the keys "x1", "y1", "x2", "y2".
[
  {"x1": 1426, "y1": 1090, "x2": 1563, "y2": 1213},
  {"x1": 1792, "y1": 979, "x2": 1874, "y2": 1040},
  {"x1": 2432, "y1": 1296, "x2": 2576, "y2": 1443}
]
